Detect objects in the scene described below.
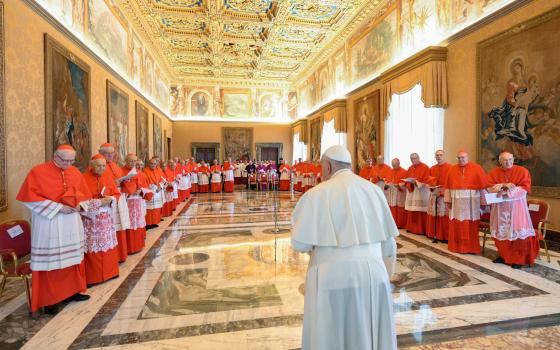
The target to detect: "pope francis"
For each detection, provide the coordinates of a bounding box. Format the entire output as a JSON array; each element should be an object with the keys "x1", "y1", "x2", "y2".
[{"x1": 291, "y1": 145, "x2": 398, "y2": 350}]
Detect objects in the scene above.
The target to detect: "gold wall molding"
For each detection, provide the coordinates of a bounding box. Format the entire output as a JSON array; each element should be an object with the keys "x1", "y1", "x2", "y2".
[{"x1": 21, "y1": 0, "x2": 172, "y2": 121}]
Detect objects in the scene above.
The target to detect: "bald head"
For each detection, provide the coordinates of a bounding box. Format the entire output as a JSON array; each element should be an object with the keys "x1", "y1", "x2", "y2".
[
  {"x1": 376, "y1": 155, "x2": 385, "y2": 165},
  {"x1": 148, "y1": 157, "x2": 158, "y2": 169},
  {"x1": 499, "y1": 151, "x2": 514, "y2": 169},
  {"x1": 125, "y1": 154, "x2": 138, "y2": 169},
  {"x1": 53, "y1": 148, "x2": 77, "y2": 170},
  {"x1": 136, "y1": 159, "x2": 145, "y2": 170},
  {"x1": 391, "y1": 158, "x2": 400, "y2": 169},
  {"x1": 435, "y1": 150, "x2": 445, "y2": 165},
  {"x1": 90, "y1": 158, "x2": 107, "y2": 176},
  {"x1": 457, "y1": 151, "x2": 469, "y2": 166},
  {"x1": 410, "y1": 153, "x2": 420, "y2": 166},
  {"x1": 99, "y1": 145, "x2": 115, "y2": 161}
]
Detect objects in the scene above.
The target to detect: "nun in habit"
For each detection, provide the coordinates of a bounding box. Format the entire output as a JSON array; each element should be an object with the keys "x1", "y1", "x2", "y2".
[{"x1": 291, "y1": 145, "x2": 398, "y2": 350}]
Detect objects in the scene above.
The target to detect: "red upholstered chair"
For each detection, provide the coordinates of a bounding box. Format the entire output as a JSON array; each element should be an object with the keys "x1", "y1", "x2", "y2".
[
  {"x1": 258, "y1": 172, "x2": 269, "y2": 191},
  {"x1": 527, "y1": 199, "x2": 550, "y2": 262},
  {"x1": 271, "y1": 172, "x2": 279, "y2": 191},
  {"x1": 248, "y1": 173, "x2": 257, "y2": 191},
  {"x1": 0, "y1": 220, "x2": 32, "y2": 308}
]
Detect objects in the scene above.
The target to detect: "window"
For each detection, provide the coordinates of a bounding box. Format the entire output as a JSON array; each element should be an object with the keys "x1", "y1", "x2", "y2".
[
  {"x1": 292, "y1": 132, "x2": 307, "y2": 163},
  {"x1": 320, "y1": 119, "x2": 348, "y2": 158},
  {"x1": 384, "y1": 84, "x2": 444, "y2": 168}
]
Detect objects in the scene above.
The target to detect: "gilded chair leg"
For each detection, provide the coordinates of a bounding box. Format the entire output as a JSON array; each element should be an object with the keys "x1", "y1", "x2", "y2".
[
  {"x1": 21, "y1": 275, "x2": 32, "y2": 309},
  {"x1": 0, "y1": 274, "x2": 7, "y2": 297},
  {"x1": 543, "y1": 240, "x2": 550, "y2": 263},
  {"x1": 481, "y1": 231, "x2": 487, "y2": 256}
]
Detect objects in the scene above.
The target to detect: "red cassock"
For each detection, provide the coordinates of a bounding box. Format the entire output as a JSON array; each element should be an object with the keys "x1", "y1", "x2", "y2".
[
  {"x1": 121, "y1": 166, "x2": 146, "y2": 254},
  {"x1": 293, "y1": 163, "x2": 303, "y2": 192},
  {"x1": 444, "y1": 163, "x2": 487, "y2": 254},
  {"x1": 315, "y1": 164, "x2": 323, "y2": 184},
  {"x1": 488, "y1": 166, "x2": 539, "y2": 265},
  {"x1": 189, "y1": 163, "x2": 199, "y2": 193},
  {"x1": 159, "y1": 168, "x2": 173, "y2": 217},
  {"x1": 386, "y1": 167, "x2": 408, "y2": 228},
  {"x1": 359, "y1": 165, "x2": 374, "y2": 180},
  {"x1": 279, "y1": 164, "x2": 291, "y2": 191},
  {"x1": 210, "y1": 165, "x2": 223, "y2": 193},
  {"x1": 82, "y1": 169, "x2": 120, "y2": 285},
  {"x1": 223, "y1": 162, "x2": 235, "y2": 193},
  {"x1": 165, "y1": 168, "x2": 179, "y2": 210},
  {"x1": 16, "y1": 161, "x2": 90, "y2": 311},
  {"x1": 143, "y1": 167, "x2": 163, "y2": 225},
  {"x1": 198, "y1": 166, "x2": 210, "y2": 193},
  {"x1": 370, "y1": 164, "x2": 392, "y2": 183},
  {"x1": 405, "y1": 162, "x2": 430, "y2": 234},
  {"x1": 178, "y1": 165, "x2": 189, "y2": 201},
  {"x1": 105, "y1": 161, "x2": 129, "y2": 262},
  {"x1": 302, "y1": 163, "x2": 314, "y2": 193},
  {"x1": 426, "y1": 163, "x2": 451, "y2": 240},
  {"x1": 135, "y1": 170, "x2": 150, "y2": 239}
]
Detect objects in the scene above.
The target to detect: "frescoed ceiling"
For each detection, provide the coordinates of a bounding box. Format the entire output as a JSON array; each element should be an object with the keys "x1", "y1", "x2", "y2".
[{"x1": 114, "y1": 0, "x2": 387, "y2": 87}]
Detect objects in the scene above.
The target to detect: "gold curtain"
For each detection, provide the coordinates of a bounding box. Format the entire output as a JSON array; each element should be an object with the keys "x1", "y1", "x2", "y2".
[
  {"x1": 322, "y1": 100, "x2": 347, "y2": 132},
  {"x1": 381, "y1": 48, "x2": 448, "y2": 119},
  {"x1": 292, "y1": 120, "x2": 308, "y2": 144}
]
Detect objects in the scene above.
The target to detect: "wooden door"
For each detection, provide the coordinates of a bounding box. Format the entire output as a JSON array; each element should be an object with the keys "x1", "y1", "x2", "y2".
[{"x1": 260, "y1": 147, "x2": 279, "y2": 164}]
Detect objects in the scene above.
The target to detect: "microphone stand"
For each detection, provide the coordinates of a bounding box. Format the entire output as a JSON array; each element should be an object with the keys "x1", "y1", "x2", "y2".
[{"x1": 432, "y1": 188, "x2": 439, "y2": 244}]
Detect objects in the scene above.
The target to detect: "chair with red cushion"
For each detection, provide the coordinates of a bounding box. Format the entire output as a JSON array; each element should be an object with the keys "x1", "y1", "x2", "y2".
[
  {"x1": 248, "y1": 173, "x2": 257, "y2": 191},
  {"x1": 0, "y1": 220, "x2": 32, "y2": 308},
  {"x1": 527, "y1": 199, "x2": 550, "y2": 262}
]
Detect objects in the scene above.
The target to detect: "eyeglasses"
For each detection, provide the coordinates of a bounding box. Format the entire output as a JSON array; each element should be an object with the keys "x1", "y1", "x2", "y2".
[{"x1": 55, "y1": 154, "x2": 75, "y2": 164}]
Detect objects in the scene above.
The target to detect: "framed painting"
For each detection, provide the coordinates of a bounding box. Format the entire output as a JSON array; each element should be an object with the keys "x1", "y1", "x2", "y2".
[
  {"x1": 135, "y1": 101, "x2": 149, "y2": 164},
  {"x1": 153, "y1": 114, "x2": 162, "y2": 159},
  {"x1": 222, "y1": 127, "x2": 253, "y2": 161},
  {"x1": 44, "y1": 34, "x2": 91, "y2": 171},
  {"x1": 354, "y1": 90, "x2": 380, "y2": 172},
  {"x1": 190, "y1": 89, "x2": 212, "y2": 117},
  {"x1": 258, "y1": 91, "x2": 281, "y2": 118},
  {"x1": 107, "y1": 80, "x2": 129, "y2": 165},
  {"x1": 309, "y1": 117, "x2": 322, "y2": 162},
  {"x1": 350, "y1": 2, "x2": 399, "y2": 83},
  {"x1": 0, "y1": 2, "x2": 5, "y2": 212},
  {"x1": 477, "y1": 8, "x2": 560, "y2": 198},
  {"x1": 222, "y1": 89, "x2": 251, "y2": 118}
]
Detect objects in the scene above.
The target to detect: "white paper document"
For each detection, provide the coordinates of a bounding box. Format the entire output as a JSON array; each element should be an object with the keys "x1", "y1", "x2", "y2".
[
  {"x1": 528, "y1": 203, "x2": 540, "y2": 212},
  {"x1": 117, "y1": 168, "x2": 137, "y2": 183},
  {"x1": 7, "y1": 225, "x2": 24, "y2": 238}
]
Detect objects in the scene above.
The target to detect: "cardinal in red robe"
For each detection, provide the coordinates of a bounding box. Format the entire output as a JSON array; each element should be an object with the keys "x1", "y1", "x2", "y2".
[
  {"x1": 143, "y1": 157, "x2": 164, "y2": 227},
  {"x1": 444, "y1": 151, "x2": 488, "y2": 254},
  {"x1": 210, "y1": 160, "x2": 223, "y2": 193},
  {"x1": 223, "y1": 159, "x2": 235, "y2": 193},
  {"x1": 98, "y1": 143, "x2": 130, "y2": 263},
  {"x1": 197, "y1": 161, "x2": 211, "y2": 193},
  {"x1": 358, "y1": 159, "x2": 374, "y2": 180},
  {"x1": 82, "y1": 154, "x2": 120, "y2": 285},
  {"x1": 121, "y1": 153, "x2": 146, "y2": 254},
  {"x1": 404, "y1": 153, "x2": 430, "y2": 234},
  {"x1": 426, "y1": 150, "x2": 452, "y2": 242},
  {"x1": 487, "y1": 152, "x2": 539, "y2": 267},
  {"x1": 16, "y1": 145, "x2": 90, "y2": 313},
  {"x1": 385, "y1": 158, "x2": 408, "y2": 229}
]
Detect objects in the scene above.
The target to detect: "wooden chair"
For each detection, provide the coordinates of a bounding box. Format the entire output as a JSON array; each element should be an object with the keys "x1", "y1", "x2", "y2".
[
  {"x1": 527, "y1": 199, "x2": 550, "y2": 262},
  {"x1": 0, "y1": 220, "x2": 32, "y2": 309},
  {"x1": 480, "y1": 212, "x2": 491, "y2": 255}
]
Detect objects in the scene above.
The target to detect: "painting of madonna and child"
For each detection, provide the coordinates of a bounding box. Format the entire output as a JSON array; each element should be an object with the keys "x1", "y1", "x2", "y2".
[{"x1": 478, "y1": 10, "x2": 560, "y2": 197}]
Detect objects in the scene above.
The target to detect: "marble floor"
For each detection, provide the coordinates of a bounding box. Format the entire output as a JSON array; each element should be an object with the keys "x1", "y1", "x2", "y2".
[{"x1": 1, "y1": 189, "x2": 559, "y2": 349}]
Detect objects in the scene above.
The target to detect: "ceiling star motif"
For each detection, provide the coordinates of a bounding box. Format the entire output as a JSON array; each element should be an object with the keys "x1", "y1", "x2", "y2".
[{"x1": 115, "y1": 0, "x2": 379, "y2": 86}]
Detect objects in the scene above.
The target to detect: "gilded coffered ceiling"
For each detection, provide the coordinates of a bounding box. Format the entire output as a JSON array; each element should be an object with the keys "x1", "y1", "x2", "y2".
[{"x1": 114, "y1": 0, "x2": 387, "y2": 87}]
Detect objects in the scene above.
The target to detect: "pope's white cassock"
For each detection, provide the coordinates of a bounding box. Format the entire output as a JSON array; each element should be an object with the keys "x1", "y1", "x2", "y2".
[{"x1": 291, "y1": 145, "x2": 398, "y2": 350}]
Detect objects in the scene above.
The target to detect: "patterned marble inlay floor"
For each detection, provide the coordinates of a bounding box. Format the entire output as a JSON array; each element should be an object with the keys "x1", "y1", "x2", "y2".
[{"x1": 1, "y1": 190, "x2": 559, "y2": 349}]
